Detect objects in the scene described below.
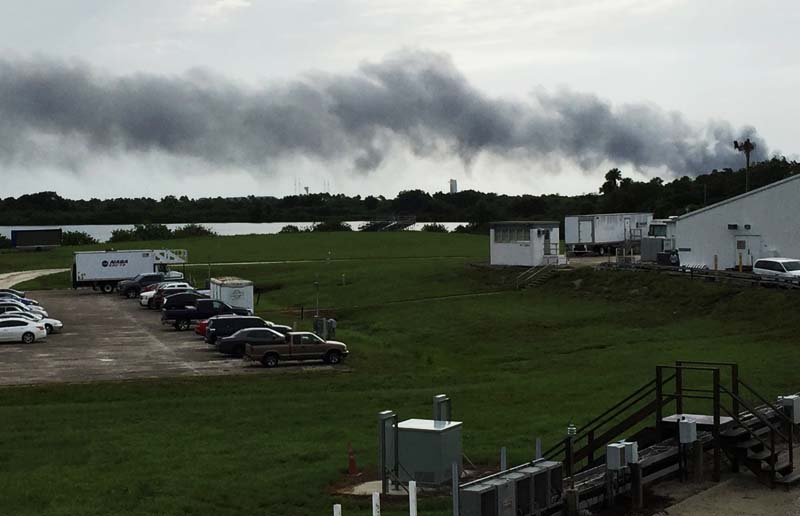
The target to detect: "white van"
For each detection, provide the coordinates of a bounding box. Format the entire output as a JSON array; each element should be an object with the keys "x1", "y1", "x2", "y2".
[{"x1": 752, "y1": 258, "x2": 800, "y2": 279}]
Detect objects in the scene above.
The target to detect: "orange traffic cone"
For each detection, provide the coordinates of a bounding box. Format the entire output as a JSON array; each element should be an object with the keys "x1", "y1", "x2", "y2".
[{"x1": 348, "y1": 442, "x2": 360, "y2": 476}]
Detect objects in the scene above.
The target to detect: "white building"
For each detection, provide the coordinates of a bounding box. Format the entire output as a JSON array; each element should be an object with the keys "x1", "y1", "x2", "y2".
[
  {"x1": 669, "y1": 174, "x2": 800, "y2": 269},
  {"x1": 449, "y1": 179, "x2": 458, "y2": 194},
  {"x1": 564, "y1": 212, "x2": 652, "y2": 253},
  {"x1": 490, "y1": 221, "x2": 566, "y2": 267}
]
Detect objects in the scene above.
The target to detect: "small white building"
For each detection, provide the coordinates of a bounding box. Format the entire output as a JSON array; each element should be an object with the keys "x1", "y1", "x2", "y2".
[
  {"x1": 670, "y1": 174, "x2": 800, "y2": 269},
  {"x1": 490, "y1": 221, "x2": 565, "y2": 267}
]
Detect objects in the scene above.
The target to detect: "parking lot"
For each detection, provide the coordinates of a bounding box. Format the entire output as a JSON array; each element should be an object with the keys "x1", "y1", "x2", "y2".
[{"x1": 0, "y1": 289, "x2": 336, "y2": 386}]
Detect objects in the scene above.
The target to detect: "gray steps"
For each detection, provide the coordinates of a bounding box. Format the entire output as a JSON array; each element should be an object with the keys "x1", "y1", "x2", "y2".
[{"x1": 776, "y1": 469, "x2": 800, "y2": 486}]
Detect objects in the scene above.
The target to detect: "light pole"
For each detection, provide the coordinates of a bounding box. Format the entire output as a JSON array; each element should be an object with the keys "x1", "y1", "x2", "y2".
[
  {"x1": 734, "y1": 138, "x2": 756, "y2": 192},
  {"x1": 314, "y1": 275, "x2": 320, "y2": 317}
]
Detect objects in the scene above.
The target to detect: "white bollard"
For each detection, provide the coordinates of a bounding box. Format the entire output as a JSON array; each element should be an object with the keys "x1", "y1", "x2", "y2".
[
  {"x1": 372, "y1": 492, "x2": 381, "y2": 516},
  {"x1": 409, "y1": 480, "x2": 417, "y2": 516},
  {"x1": 333, "y1": 504, "x2": 342, "y2": 516}
]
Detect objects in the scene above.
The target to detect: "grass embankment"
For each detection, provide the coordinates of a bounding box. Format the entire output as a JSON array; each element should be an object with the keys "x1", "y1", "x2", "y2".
[
  {"x1": 2, "y1": 235, "x2": 800, "y2": 516},
  {"x1": 0, "y1": 231, "x2": 488, "y2": 275}
]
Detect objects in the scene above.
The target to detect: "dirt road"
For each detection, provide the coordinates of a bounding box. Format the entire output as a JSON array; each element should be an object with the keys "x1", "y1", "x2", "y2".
[{"x1": 0, "y1": 269, "x2": 67, "y2": 289}]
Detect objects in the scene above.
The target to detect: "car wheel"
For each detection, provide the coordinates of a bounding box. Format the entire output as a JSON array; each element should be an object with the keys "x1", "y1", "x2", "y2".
[
  {"x1": 325, "y1": 351, "x2": 342, "y2": 365},
  {"x1": 261, "y1": 353, "x2": 279, "y2": 368},
  {"x1": 101, "y1": 283, "x2": 114, "y2": 294},
  {"x1": 147, "y1": 299, "x2": 154, "y2": 309},
  {"x1": 21, "y1": 332, "x2": 35, "y2": 344},
  {"x1": 125, "y1": 289, "x2": 137, "y2": 299},
  {"x1": 45, "y1": 324, "x2": 53, "y2": 334},
  {"x1": 177, "y1": 319, "x2": 190, "y2": 331}
]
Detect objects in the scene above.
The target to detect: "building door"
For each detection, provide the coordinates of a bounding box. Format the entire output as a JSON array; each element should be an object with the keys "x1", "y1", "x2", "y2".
[
  {"x1": 623, "y1": 217, "x2": 631, "y2": 240},
  {"x1": 734, "y1": 235, "x2": 762, "y2": 267}
]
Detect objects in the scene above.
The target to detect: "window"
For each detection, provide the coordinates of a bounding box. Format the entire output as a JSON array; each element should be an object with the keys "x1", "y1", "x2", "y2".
[
  {"x1": 494, "y1": 226, "x2": 529, "y2": 243},
  {"x1": 736, "y1": 240, "x2": 746, "y2": 250},
  {"x1": 0, "y1": 320, "x2": 25, "y2": 327},
  {"x1": 648, "y1": 225, "x2": 667, "y2": 237},
  {"x1": 783, "y1": 261, "x2": 800, "y2": 272}
]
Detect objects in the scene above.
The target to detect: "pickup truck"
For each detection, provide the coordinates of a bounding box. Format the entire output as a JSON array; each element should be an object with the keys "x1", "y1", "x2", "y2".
[
  {"x1": 161, "y1": 299, "x2": 252, "y2": 330},
  {"x1": 118, "y1": 271, "x2": 184, "y2": 298},
  {"x1": 243, "y1": 331, "x2": 348, "y2": 367}
]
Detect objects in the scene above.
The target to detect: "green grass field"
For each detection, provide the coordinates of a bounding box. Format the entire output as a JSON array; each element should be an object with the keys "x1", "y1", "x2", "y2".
[{"x1": 2, "y1": 234, "x2": 800, "y2": 516}]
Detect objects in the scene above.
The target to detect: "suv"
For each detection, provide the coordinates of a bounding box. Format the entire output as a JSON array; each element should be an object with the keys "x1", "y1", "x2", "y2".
[
  {"x1": 118, "y1": 272, "x2": 183, "y2": 298},
  {"x1": 753, "y1": 258, "x2": 800, "y2": 279}
]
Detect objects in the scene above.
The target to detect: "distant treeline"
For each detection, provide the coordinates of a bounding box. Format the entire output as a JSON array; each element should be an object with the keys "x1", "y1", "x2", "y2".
[{"x1": 1, "y1": 158, "x2": 797, "y2": 228}]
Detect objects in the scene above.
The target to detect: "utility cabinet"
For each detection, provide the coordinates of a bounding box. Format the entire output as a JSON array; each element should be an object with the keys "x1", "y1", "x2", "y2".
[{"x1": 397, "y1": 419, "x2": 462, "y2": 486}]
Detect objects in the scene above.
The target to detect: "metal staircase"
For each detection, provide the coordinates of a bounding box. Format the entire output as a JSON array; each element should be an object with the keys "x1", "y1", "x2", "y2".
[{"x1": 515, "y1": 265, "x2": 555, "y2": 290}]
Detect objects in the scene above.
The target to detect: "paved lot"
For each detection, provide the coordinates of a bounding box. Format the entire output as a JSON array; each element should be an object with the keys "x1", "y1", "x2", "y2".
[{"x1": 0, "y1": 289, "x2": 336, "y2": 386}]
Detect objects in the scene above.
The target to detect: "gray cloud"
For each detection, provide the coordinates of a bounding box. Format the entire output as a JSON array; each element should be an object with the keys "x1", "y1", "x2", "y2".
[{"x1": 0, "y1": 51, "x2": 768, "y2": 176}]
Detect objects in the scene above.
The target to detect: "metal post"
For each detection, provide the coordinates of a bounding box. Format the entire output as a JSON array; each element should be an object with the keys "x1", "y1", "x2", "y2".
[
  {"x1": 535, "y1": 438, "x2": 542, "y2": 460},
  {"x1": 588, "y1": 429, "x2": 594, "y2": 464},
  {"x1": 675, "y1": 364, "x2": 684, "y2": 415},
  {"x1": 712, "y1": 368, "x2": 721, "y2": 482},
  {"x1": 731, "y1": 363, "x2": 740, "y2": 473},
  {"x1": 565, "y1": 437, "x2": 573, "y2": 478},
  {"x1": 315, "y1": 274, "x2": 320, "y2": 317},
  {"x1": 409, "y1": 480, "x2": 417, "y2": 516},
  {"x1": 655, "y1": 366, "x2": 664, "y2": 437},
  {"x1": 500, "y1": 447, "x2": 507, "y2": 471},
  {"x1": 372, "y1": 492, "x2": 381, "y2": 516},
  {"x1": 630, "y1": 463, "x2": 643, "y2": 510},
  {"x1": 378, "y1": 410, "x2": 396, "y2": 495},
  {"x1": 333, "y1": 504, "x2": 342, "y2": 516},
  {"x1": 452, "y1": 462, "x2": 460, "y2": 516}
]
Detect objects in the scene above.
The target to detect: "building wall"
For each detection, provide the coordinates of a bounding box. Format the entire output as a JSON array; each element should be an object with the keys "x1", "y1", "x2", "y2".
[
  {"x1": 674, "y1": 177, "x2": 800, "y2": 269},
  {"x1": 490, "y1": 227, "x2": 560, "y2": 266},
  {"x1": 564, "y1": 213, "x2": 652, "y2": 245}
]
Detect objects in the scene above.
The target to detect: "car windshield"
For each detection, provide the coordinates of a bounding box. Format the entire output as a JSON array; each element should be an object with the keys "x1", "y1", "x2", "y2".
[
  {"x1": 783, "y1": 261, "x2": 800, "y2": 272},
  {"x1": 131, "y1": 274, "x2": 144, "y2": 281}
]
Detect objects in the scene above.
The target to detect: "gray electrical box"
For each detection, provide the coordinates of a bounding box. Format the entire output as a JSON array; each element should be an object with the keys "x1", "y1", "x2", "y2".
[
  {"x1": 460, "y1": 482, "x2": 498, "y2": 516},
  {"x1": 398, "y1": 418, "x2": 462, "y2": 486},
  {"x1": 488, "y1": 477, "x2": 516, "y2": 516},
  {"x1": 518, "y1": 461, "x2": 562, "y2": 513}
]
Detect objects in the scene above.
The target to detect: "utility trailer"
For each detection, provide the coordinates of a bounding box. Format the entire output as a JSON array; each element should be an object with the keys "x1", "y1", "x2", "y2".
[
  {"x1": 564, "y1": 212, "x2": 652, "y2": 255},
  {"x1": 72, "y1": 249, "x2": 187, "y2": 293}
]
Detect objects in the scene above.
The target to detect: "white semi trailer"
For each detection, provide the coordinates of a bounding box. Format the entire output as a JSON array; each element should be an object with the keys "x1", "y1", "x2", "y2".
[
  {"x1": 72, "y1": 249, "x2": 188, "y2": 293},
  {"x1": 564, "y1": 212, "x2": 653, "y2": 254}
]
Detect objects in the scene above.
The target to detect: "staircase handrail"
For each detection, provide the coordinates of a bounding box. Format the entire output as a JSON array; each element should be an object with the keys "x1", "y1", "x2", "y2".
[{"x1": 738, "y1": 378, "x2": 795, "y2": 428}]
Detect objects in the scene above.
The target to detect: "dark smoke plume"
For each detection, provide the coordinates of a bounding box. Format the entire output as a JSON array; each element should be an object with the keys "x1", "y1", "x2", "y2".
[{"x1": 0, "y1": 51, "x2": 768, "y2": 175}]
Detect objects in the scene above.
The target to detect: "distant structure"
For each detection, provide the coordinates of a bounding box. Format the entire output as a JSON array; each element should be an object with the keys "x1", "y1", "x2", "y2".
[{"x1": 449, "y1": 179, "x2": 458, "y2": 194}]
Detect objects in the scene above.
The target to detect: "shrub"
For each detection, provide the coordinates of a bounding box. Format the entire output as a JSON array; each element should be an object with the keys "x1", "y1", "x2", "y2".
[
  {"x1": 279, "y1": 225, "x2": 301, "y2": 234},
  {"x1": 421, "y1": 223, "x2": 448, "y2": 233},
  {"x1": 172, "y1": 224, "x2": 216, "y2": 238},
  {"x1": 0, "y1": 235, "x2": 11, "y2": 249},
  {"x1": 312, "y1": 221, "x2": 352, "y2": 232},
  {"x1": 61, "y1": 231, "x2": 98, "y2": 246}
]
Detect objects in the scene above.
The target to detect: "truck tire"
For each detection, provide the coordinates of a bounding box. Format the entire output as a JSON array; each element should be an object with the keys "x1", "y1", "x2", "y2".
[
  {"x1": 101, "y1": 283, "x2": 114, "y2": 294},
  {"x1": 45, "y1": 324, "x2": 53, "y2": 334},
  {"x1": 126, "y1": 288, "x2": 139, "y2": 299},
  {"x1": 324, "y1": 351, "x2": 342, "y2": 365},
  {"x1": 21, "y1": 332, "x2": 35, "y2": 344},
  {"x1": 176, "y1": 319, "x2": 191, "y2": 331},
  {"x1": 261, "y1": 353, "x2": 279, "y2": 368}
]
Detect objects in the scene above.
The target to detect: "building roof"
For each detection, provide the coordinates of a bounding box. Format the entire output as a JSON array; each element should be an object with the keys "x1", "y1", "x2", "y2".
[
  {"x1": 565, "y1": 212, "x2": 653, "y2": 217},
  {"x1": 490, "y1": 221, "x2": 559, "y2": 228},
  {"x1": 676, "y1": 173, "x2": 800, "y2": 221}
]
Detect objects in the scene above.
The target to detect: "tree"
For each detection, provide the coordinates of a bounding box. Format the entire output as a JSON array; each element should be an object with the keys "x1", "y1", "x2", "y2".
[{"x1": 599, "y1": 168, "x2": 623, "y2": 195}]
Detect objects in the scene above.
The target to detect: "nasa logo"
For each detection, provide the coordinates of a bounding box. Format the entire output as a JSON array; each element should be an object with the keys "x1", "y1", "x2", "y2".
[
  {"x1": 101, "y1": 260, "x2": 109, "y2": 267},
  {"x1": 231, "y1": 289, "x2": 243, "y2": 300}
]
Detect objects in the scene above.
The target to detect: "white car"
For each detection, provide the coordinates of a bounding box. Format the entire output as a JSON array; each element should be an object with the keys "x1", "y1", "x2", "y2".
[
  {"x1": 753, "y1": 258, "x2": 800, "y2": 280},
  {"x1": 139, "y1": 282, "x2": 191, "y2": 307},
  {"x1": 0, "y1": 312, "x2": 63, "y2": 334},
  {"x1": 0, "y1": 301, "x2": 48, "y2": 319},
  {"x1": 0, "y1": 317, "x2": 47, "y2": 343}
]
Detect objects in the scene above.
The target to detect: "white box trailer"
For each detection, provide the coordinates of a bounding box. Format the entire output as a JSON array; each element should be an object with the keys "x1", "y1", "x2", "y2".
[
  {"x1": 72, "y1": 249, "x2": 187, "y2": 293},
  {"x1": 564, "y1": 212, "x2": 653, "y2": 254},
  {"x1": 210, "y1": 277, "x2": 254, "y2": 312}
]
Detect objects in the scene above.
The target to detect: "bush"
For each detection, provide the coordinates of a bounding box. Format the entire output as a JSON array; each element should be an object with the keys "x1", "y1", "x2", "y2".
[
  {"x1": 312, "y1": 221, "x2": 352, "y2": 232},
  {"x1": 109, "y1": 224, "x2": 186, "y2": 243},
  {"x1": 0, "y1": 235, "x2": 10, "y2": 249},
  {"x1": 172, "y1": 224, "x2": 216, "y2": 238},
  {"x1": 421, "y1": 223, "x2": 448, "y2": 233},
  {"x1": 61, "y1": 231, "x2": 98, "y2": 246},
  {"x1": 453, "y1": 223, "x2": 486, "y2": 234},
  {"x1": 279, "y1": 225, "x2": 301, "y2": 234}
]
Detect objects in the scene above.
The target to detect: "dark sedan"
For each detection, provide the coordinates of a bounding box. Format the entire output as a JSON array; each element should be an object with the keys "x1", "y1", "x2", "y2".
[{"x1": 217, "y1": 327, "x2": 288, "y2": 357}]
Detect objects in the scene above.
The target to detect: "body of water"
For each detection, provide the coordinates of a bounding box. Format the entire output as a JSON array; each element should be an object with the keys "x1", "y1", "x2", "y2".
[{"x1": 0, "y1": 221, "x2": 467, "y2": 242}]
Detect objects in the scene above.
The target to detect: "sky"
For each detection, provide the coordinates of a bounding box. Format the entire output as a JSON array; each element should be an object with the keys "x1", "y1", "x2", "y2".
[{"x1": 0, "y1": 0, "x2": 797, "y2": 200}]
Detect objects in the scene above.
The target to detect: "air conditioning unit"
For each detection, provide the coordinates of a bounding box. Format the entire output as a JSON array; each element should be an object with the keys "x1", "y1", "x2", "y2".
[
  {"x1": 606, "y1": 443, "x2": 627, "y2": 470},
  {"x1": 679, "y1": 418, "x2": 697, "y2": 444},
  {"x1": 622, "y1": 441, "x2": 639, "y2": 464},
  {"x1": 781, "y1": 395, "x2": 800, "y2": 424}
]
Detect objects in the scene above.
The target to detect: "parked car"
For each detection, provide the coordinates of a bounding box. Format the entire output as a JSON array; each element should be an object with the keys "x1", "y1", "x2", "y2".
[
  {"x1": 0, "y1": 312, "x2": 63, "y2": 334},
  {"x1": 753, "y1": 258, "x2": 800, "y2": 280},
  {"x1": 162, "y1": 292, "x2": 208, "y2": 312},
  {"x1": 0, "y1": 301, "x2": 48, "y2": 318},
  {"x1": 0, "y1": 288, "x2": 25, "y2": 298},
  {"x1": 118, "y1": 271, "x2": 183, "y2": 298},
  {"x1": 0, "y1": 292, "x2": 39, "y2": 306},
  {"x1": 206, "y1": 316, "x2": 291, "y2": 346},
  {"x1": 244, "y1": 331, "x2": 348, "y2": 367},
  {"x1": 0, "y1": 317, "x2": 47, "y2": 343},
  {"x1": 151, "y1": 286, "x2": 197, "y2": 310},
  {"x1": 161, "y1": 299, "x2": 252, "y2": 330},
  {"x1": 139, "y1": 282, "x2": 191, "y2": 308},
  {"x1": 195, "y1": 319, "x2": 211, "y2": 337},
  {"x1": 218, "y1": 327, "x2": 287, "y2": 357}
]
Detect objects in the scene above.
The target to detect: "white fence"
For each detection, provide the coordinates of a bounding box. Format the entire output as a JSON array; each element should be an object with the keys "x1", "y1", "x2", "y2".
[{"x1": 334, "y1": 481, "x2": 418, "y2": 515}]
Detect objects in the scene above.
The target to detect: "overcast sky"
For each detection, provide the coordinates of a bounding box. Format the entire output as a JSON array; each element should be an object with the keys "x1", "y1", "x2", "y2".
[{"x1": 0, "y1": 0, "x2": 797, "y2": 199}]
